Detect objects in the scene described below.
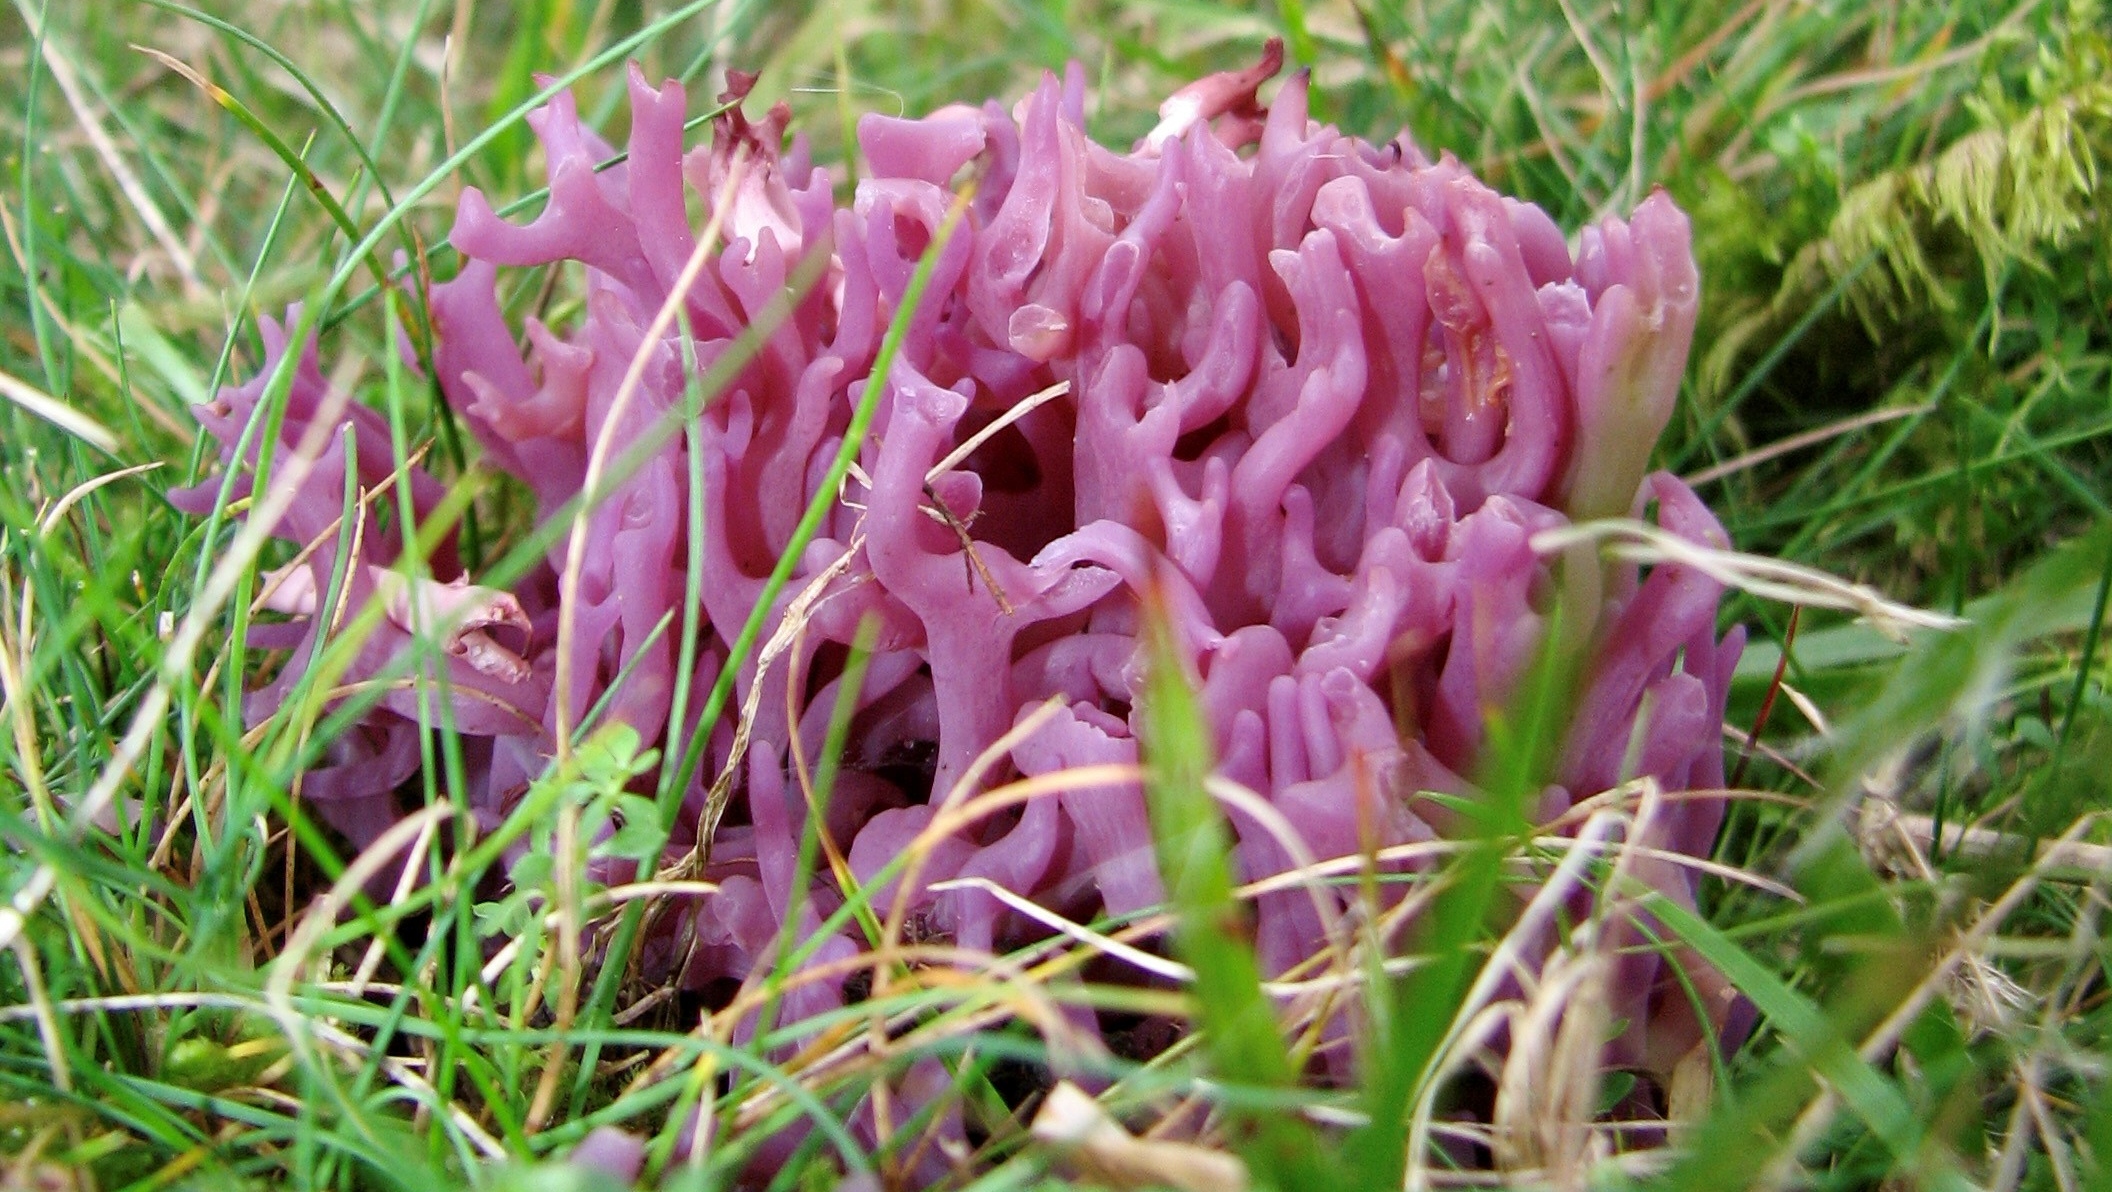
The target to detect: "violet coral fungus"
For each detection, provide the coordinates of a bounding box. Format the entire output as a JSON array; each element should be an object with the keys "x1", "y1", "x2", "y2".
[{"x1": 179, "y1": 44, "x2": 1747, "y2": 1128}]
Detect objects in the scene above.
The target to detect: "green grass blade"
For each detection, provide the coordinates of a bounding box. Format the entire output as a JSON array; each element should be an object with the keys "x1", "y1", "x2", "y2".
[{"x1": 1138, "y1": 601, "x2": 1340, "y2": 1190}]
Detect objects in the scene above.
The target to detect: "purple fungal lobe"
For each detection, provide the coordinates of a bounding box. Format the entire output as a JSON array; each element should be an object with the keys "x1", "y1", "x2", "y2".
[{"x1": 181, "y1": 41, "x2": 1745, "y2": 1143}]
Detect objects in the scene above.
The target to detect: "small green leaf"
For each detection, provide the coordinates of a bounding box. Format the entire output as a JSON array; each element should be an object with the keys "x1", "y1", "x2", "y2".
[
  {"x1": 607, "y1": 795, "x2": 665, "y2": 862},
  {"x1": 511, "y1": 853, "x2": 553, "y2": 890},
  {"x1": 1597, "y1": 1070, "x2": 1639, "y2": 1115}
]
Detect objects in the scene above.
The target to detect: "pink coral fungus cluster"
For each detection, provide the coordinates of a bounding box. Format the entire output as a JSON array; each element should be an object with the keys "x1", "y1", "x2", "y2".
[{"x1": 180, "y1": 47, "x2": 1745, "y2": 1090}]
